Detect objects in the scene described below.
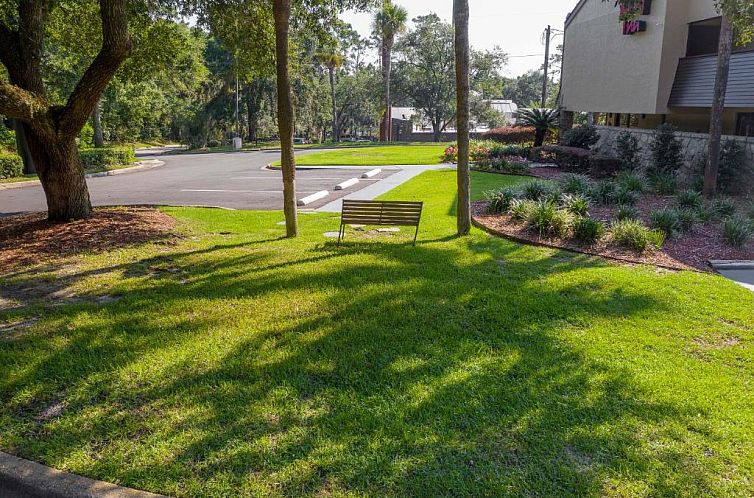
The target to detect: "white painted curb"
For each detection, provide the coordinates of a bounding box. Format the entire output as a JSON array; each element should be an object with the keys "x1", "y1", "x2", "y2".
[
  {"x1": 335, "y1": 178, "x2": 359, "y2": 191},
  {"x1": 297, "y1": 190, "x2": 329, "y2": 206},
  {"x1": 361, "y1": 168, "x2": 382, "y2": 178}
]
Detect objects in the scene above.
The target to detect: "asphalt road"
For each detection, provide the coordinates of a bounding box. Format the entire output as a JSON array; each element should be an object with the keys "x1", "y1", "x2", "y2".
[{"x1": 0, "y1": 148, "x2": 396, "y2": 215}]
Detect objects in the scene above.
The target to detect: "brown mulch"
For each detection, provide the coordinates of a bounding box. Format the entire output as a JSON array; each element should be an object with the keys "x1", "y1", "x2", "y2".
[
  {"x1": 0, "y1": 208, "x2": 178, "y2": 272},
  {"x1": 528, "y1": 165, "x2": 571, "y2": 181},
  {"x1": 472, "y1": 200, "x2": 754, "y2": 273}
]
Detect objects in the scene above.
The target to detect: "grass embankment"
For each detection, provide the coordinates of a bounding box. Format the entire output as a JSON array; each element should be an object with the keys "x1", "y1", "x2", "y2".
[
  {"x1": 1, "y1": 171, "x2": 753, "y2": 497},
  {"x1": 271, "y1": 144, "x2": 449, "y2": 166}
]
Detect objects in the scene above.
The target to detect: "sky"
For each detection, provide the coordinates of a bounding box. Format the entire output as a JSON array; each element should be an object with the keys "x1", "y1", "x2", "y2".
[{"x1": 342, "y1": 0, "x2": 575, "y2": 77}]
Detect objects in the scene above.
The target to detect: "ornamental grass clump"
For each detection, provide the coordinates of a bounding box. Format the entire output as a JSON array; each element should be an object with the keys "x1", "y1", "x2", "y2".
[
  {"x1": 614, "y1": 187, "x2": 640, "y2": 207},
  {"x1": 649, "y1": 207, "x2": 680, "y2": 237},
  {"x1": 710, "y1": 197, "x2": 738, "y2": 220},
  {"x1": 561, "y1": 194, "x2": 591, "y2": 217},
  {"x1": 610, "y1": 219, "x2": 665, "y2": 252},
  {"x1": 591, "y1": 181, "x2": 617, "y2": 205},
  {"x1": 526, "y1": 200, "x2": 573, "y2": 238},
  {"x1": 674, "y1": 190, "x2": 704, "y2": 212},
  {"x1": 648, "y1": 171, "x2": 677, "y2": 195},
  {"x1": 615, "y1": 171, "x2": 646, "y2": 194},
  {"x1": 722, "y1": 217, "x2": 753, "y2": 248},
  {"x1": 616, "y1": 205, "x2": 640, "y2": 222},
  {"x1": 509, "y1": 199, "x2": 538, "y2": 222},
  {"x1": 521, "y1": 179, "x2": 559, "y2": 202},
  {"x1": 572, "y1": 217, "x2": 605, "y2": 244},
  {"x1": 562, "y1": 173, "x2": 593, "y2": 196},
  {"x1": 485, "y1": 187, "x2": 520, "y2": 214}
]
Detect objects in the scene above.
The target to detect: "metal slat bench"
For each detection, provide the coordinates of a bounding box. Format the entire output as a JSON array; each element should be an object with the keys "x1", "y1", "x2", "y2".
[{"x1": 338, "y1": 199, "x2": 424, "y2": 246}]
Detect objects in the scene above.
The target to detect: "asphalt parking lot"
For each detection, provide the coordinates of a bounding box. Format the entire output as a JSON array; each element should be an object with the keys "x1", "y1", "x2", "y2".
[{"x1": 0, "y1": 149, "x2": 397, "y2": 214}]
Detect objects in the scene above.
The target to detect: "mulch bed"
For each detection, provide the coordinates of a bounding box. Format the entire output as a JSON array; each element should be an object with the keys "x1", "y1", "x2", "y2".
[
  {"x1": 0, "y1": 208, "x2": 178, "y2": 272},
  {"x1": 472, "y1": 199, "x2": 754, "y2": 273}
]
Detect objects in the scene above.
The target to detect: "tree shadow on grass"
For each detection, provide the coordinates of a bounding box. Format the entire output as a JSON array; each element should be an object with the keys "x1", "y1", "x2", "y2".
[{"x1": 0, "y1": 236, "x2": 729, "y2": 497}]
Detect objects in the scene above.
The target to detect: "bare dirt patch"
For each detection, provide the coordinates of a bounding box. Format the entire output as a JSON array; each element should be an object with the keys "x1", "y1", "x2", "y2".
[{"x1": 0, "y1": 208, "x2": 177, "y2": 272}]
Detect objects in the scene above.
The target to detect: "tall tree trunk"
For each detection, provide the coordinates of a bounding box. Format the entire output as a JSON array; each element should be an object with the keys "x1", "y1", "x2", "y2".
[
  {"x1": 273, "y1": 0, "x2": 298, "y2": 238},
  {"x1": 384, "y1": 42, "x2": 393, "y2": 142},
  {"x1": 92, "y1": 98, "x2": 104, "y2": 147},
  {"x1": 12, "y1": 119, "x2": 36, "y2": 174},
  {"x1": 534, "y1": 129, "x2": 546, "y2": 147},
  {"x1": 454, "y1": 0, "x2": 471, "y2": 236},
  {"x1": 27, "y1": 130, "x2": 92, "y2": 220},
  {"x1": 703, "y1": 16, "x2": 734, "y2": 198},
  {"x1": 329, "y1": 67, "x2": 338, "y2": 143}
]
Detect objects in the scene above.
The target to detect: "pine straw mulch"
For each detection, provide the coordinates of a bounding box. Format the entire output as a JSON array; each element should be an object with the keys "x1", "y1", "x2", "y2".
[
  {"x1": 472, "y1": 199, "x2": 754, "y2": 273},
  {"x1": 0, "y1": 208, "x2": 178, "y2": 272}
]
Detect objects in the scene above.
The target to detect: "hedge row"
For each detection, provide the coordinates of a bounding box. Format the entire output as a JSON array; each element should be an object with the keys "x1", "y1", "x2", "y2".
[
  {"x1": 79, "y1": 146, "x2": 135, "y2": 168},
  {"x1": 531, "y1": 145, "x2": 622, "y2": 179},
  {"x1": 481, "y1": 126, "x2": 537, "y2": 144},
  {"x1": 0, "y1": 153, "x2": 23, "y2": 179}
]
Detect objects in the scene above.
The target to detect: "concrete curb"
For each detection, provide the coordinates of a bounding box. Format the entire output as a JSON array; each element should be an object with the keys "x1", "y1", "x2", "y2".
[
  {"x1": 0, "y1": 451, "x2": 168, "y2": 498},
  {"x1": 297, "y1": 190, "x2": 330, "y2": 206},
  {"x1": 0, "y1": 160, "x2": 165, "y2": 191}
]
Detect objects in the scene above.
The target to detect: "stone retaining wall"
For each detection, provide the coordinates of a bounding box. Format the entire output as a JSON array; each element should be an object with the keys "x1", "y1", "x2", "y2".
[{"x1": 593, "y1": 125, "x2": 754, "y2": 190}]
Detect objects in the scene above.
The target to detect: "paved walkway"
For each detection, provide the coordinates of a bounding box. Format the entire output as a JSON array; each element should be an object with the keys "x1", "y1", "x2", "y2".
[
  {"x1": 317, "y1": 164, "x2": 452, "y2": 212},
  {"x1": 710, "y1": 261, "x2": 754, "y2": 292}
]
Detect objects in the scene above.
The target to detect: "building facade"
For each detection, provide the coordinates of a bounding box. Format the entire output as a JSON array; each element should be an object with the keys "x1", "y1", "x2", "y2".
[{"x1": 561, "y1": 0, "x2": 754, "y2": 136}]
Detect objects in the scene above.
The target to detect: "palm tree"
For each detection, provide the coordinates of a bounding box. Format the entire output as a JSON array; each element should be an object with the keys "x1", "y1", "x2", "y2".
[
  {"x1": 373, "y1": 0, "x2": 407, "y2": 142},
  {"x1": 454, "y1": 0, "x2": 471, "y2": 236},
  {"x1": 517, "y1": 108, "x2": 559, "y2": 147},
  {"x1": 273, "y1": 0, "x2": 298, "y2": 237},
  {"x1": 316, "y1": 51, "x2": 344, "y2": 143}
]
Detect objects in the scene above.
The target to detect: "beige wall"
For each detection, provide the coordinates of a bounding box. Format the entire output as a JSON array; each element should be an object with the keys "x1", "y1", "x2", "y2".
[{"x1": 562, "y1": 0, "x2": 720, "y2": 115}]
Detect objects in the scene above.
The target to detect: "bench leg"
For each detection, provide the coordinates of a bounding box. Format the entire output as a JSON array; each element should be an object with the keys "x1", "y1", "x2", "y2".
[
  {"x1": 413, "y1": 225, "x2": 419, "y2": 246},
  {"x1": 337, "y1": 223, "x2": 344, "y2": 246}
]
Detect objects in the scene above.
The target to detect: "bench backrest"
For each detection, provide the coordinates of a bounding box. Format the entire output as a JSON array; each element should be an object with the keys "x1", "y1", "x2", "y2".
[{"x1": 341, "y1": 200, "x2": 423, "y2": 227}]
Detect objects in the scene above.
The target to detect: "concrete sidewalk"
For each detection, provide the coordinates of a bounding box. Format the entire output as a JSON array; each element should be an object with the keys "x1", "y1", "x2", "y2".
[{"x1": 316, "y1": 164, "x2": 452, "y2": 212}]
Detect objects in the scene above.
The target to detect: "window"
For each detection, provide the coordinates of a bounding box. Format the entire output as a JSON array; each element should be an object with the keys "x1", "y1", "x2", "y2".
[
  {"x1": 687, "y1": 18, "x2": 721, "y2": 57},
  {"x1": 687, "y1": 17, "x2": 754, "y2": 57},
  {"x1": 736, "y1": 113, "x2": 754, "y2": 137}
]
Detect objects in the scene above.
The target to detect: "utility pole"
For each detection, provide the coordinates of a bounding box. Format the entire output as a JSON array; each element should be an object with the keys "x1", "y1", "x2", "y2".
[{"x1": 541, "y1": 25, "x2": 551, "y2": 108}]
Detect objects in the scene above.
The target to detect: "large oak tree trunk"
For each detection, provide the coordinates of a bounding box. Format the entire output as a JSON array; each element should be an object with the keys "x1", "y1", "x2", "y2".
[
  {"x1": 0, "y1": 0, "x2": 131, "y2": 221},
  {"x1": 703, "y1": 16, "x2": 734, "y2": 198},
  {"x1": 454, "y1": 0, "x2": 471, "y2": 236},
  {"x1": 273, "y1": 0, "x2": 298, "y2": 238},
  {"x1": 12, "y1": 119, "x2": 36, "y2": 174},
  {"x1": 34, "y1": 136, "x2": 92, "y2": 220},
  {"x1": 383, "y1": 42, "x2": 392, "y2": 142}
]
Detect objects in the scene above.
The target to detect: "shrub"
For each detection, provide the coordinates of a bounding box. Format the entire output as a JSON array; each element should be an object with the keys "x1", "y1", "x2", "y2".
[
  {"x1": 614, "y1": 187, "x2": 639, "y2": 206},
  {"x1": 572, "y1": 217, "x2": 605, "y2": 244},
  {"x1": 79, "y1": 146, "x2": 135, "y2": 168},
  {"x1": 722, "y1": 217, "x2": 753, "y2": 248},
  {"x1": 562, "y1": 125, "x2": 600, "y2": 149},
  {"x1": 649, "y1": 207, "x2": 680, "y2": 237},
  {"x1": 509, "y1": 199, "x2": 538, "y2": 222},
  {"x1": 615, "y1": 171, "x2": 646, "y2": 193},
  {"x1": 610, "y1": 219, "x2": 665, "y2": 251},
  {"x1": 648, "y1": 171, "x2": 677, "y2": 195},
  {"x1": 562, "y1": 173, "x2": 592, "y2": 196},
  {"x1": 709, "y1": 197, "x2": 738, "y2": 220},
  {"x1": 470, "y1": 143, "x2": 491, "y2": 162},
  {"x1": 486, "y1": 187, "x2": 520, "y2": 214},
  {"x1": 718, "y1": 139, "x2": 750, "y2": 195},
  {"x1": 0, "y1": 152, "x2": 23, "y2": 179},
  {"x1": 441, "y1": 145, "x2": 457, "y2": 163},
  {"x1": 561, "y1": 194, "x2": 591, "y2": 217},
  {"x1": 480, "y1": 156, "x2": 530, "y2": 175},
  {"x1": 489, "y1": 144, "x2": 530, "y2": 159},
  {"x1": 616, "y1": 204, "x2": 640, "y2": 221},
  {"x1": 481, "y1": 126, "x2": 536, "y2": 145},
  {"x1": 591, "y1": 181, "x2": 617, "y2": 205},
  {"x1": 588, "y1": 155, "x2": 623, "y2": 179},
  {"x1": 0, "y1": 123, "x2": 16, "y2": 152},
  {"x1": 542, "y1": 145, "x2": 593, "y2": 172},
  {"x1": 674, "y1": 190, "x2": 704, "y2": 211},
  {"x1": 615, "y1": 131, "x2": 641, "y2": 169},
  {"x1": 521, "y1": 179, "x2": 559, "y2": 202},
  {"x1": 649, "y1": 123, "x2": 683, "y2": 174}
]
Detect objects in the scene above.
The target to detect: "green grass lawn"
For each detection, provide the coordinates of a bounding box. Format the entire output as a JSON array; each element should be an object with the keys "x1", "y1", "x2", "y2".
[
  {"x1": 271, "y1": 144, "x2": 449, "y2": 166},
  {"x1": 2, "y1": 171, "x2": 754, "y2": 497}
]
